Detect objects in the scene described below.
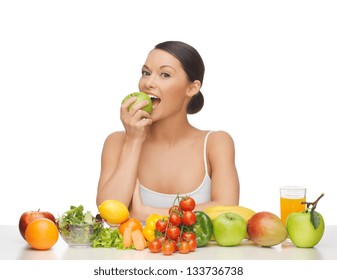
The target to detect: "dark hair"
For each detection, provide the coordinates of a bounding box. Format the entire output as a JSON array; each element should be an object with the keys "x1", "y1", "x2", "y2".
[{"x1": 154, "y1": 41, "x2": 205, "y2": 114}]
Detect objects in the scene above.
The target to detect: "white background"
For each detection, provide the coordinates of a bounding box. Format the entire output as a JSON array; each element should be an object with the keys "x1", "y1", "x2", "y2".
[{"x1": 1, "y1": 0, "x2": 336, "y2": 225}]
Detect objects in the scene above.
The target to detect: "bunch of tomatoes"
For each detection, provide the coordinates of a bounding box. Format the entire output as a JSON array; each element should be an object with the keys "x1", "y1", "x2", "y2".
[{"x1": 147, "y1": 195, "x2": 198, "y2": 255}]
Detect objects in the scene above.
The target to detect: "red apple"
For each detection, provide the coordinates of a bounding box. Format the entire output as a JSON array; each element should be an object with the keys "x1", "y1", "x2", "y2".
[
  {"x1": 19, "y1": 210, "x2": 56, "y2": 239},
  {"x1": 247, "y1": 211, "x2": 287, "y2": 247}
]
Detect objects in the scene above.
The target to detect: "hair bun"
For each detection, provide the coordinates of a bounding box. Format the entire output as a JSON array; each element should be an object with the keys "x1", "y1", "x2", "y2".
[{"x1": 187, "y1": 91, "x2": 204, "y2": 114}]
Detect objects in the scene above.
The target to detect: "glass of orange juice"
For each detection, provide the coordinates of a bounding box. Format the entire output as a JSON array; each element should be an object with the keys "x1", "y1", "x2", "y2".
[{"x1": 280, "y1": 186, "x2": 306, "y2": 225}]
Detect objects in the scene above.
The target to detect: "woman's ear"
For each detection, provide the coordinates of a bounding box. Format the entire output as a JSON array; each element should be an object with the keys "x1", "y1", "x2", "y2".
[{"x1": 186, "y1": 80, "x2": 201, "y2": 97}]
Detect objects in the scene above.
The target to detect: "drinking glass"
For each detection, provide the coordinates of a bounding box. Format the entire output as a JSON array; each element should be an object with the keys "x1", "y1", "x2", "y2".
[{"x1": 280, "y1": 186, "x2": 306, "y2": 225}]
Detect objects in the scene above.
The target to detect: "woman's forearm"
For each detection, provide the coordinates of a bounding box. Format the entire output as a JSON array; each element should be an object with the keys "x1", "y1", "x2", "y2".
[{"x1": 96, "y1": 137, "x2": 143, "y2": 207}]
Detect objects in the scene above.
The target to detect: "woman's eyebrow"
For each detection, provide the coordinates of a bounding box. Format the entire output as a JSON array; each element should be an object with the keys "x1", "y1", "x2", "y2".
[
  {"x1": 142, "y1": 64, "x2": 176, "y2": 72},
  {"x1": 160, "y1": 65, "x2": 176, "y2": 72}
]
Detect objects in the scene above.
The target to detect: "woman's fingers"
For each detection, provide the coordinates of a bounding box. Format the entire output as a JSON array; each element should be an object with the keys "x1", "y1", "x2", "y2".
[
  {"x1": 120, "y1": 96, "x2": 135, "y2": 116},
  {"x1": 121, "y1": 97, "x2": 150, "y2": 116},
  {"x1": 120, "y1": 97, "x2": 152, "y2": 139}
]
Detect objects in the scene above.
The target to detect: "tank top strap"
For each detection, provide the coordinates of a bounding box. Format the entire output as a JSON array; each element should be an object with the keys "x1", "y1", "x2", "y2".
[{"x1": 203, "y1": 130, "x2": 213, "y2": 176}]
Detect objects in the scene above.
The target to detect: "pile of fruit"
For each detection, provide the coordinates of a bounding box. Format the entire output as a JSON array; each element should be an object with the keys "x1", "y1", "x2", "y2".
[
  {"x1": 19, "y1": 193, "x2": 325, "y2": 252},
  {"x1": 95, "y1": 195, "x2": 211, "y2": 254},
  {"x1": 19, "y1": 210, "x2": 59, "y2": 250}
]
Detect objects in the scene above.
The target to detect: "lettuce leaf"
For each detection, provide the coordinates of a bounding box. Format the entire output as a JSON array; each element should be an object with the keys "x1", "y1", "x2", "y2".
[{"x1": 92, "y1": 227, "x2": 125, "y2": 249}]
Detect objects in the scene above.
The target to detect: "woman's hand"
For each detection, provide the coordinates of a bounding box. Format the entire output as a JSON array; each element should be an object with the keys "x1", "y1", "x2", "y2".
[{"x1": 121, "y1": 97, "x2": 152, "y2": 142}]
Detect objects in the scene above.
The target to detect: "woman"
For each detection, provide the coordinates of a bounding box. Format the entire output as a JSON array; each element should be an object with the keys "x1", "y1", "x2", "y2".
[{"x1": 96, "y1": 41, "x2": 239, "y2": 221}]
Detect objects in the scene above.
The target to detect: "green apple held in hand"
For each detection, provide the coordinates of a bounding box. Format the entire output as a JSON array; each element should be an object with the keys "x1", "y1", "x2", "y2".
[
  {"x1": 122, "y1": 92, "x2": 153, "y2": 114},
  {"x1": 286, "y1": 193, "x2": 325, "y2": 248},
  {"x1": 213, "y1": 213, "x2": 247, "y2": 246}
]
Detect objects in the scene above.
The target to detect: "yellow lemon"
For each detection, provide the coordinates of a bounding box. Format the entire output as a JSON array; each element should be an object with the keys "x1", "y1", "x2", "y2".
[{"x1": 98, "y1": 200, "x2": 129, "y2": 225}]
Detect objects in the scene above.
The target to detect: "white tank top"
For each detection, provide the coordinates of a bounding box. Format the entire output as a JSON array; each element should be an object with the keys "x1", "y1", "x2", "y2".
[{"x1": 139, "y1": 131, "x2": 212, "y2": 208}]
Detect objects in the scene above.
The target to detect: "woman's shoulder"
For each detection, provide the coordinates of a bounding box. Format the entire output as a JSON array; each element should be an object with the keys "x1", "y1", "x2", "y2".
[
  {"x1": 208, "y1": 130, "x2": 235, "y2": 145},
  {"x1": 103, "y1": 131, "x2": 126, "y2": 147},
  {"x1": 207, "y1": 130, "x2": 235, "y2": 154}
]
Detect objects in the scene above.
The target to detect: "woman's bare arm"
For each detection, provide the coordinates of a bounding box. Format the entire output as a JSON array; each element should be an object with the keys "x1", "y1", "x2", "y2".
[
  {"x1": 96, "y1": 96, "x2": 152, "y2": 207},
  {"x1": 207, "y1": 130, "x2": 240, "y2": 205},
  {"x1": 96, "y1": 132, "x2": 144, "y2": 207}
]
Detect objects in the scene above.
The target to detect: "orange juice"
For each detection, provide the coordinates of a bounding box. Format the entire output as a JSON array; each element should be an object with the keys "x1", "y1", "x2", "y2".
[{"x1": 280, "y1": 197, "x2": 306, "y2": 225}]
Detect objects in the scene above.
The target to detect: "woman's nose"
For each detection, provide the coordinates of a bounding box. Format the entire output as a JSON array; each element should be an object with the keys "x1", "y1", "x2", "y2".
[{"x1": 144, "y1": 75, "x2": 156, "y2": 89}]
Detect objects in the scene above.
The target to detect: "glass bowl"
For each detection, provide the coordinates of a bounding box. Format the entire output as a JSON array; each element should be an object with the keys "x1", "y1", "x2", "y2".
[{"x1": 57, "y1": 221, "x2": 103, "y2": 247}]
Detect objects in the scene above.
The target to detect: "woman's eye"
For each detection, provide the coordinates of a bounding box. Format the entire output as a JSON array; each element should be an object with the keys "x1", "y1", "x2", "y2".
[
  {"x1": 142, "y1": 70, "x2": 150, "y2": 76},
  {"x1": 161, "y1": 72, "x2": 170, "y2": 78}
]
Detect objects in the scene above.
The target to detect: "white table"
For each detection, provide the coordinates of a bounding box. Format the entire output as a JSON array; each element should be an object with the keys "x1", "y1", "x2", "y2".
[{"x1": 1, "y1": 225, "x2": 337, "y2": 260}]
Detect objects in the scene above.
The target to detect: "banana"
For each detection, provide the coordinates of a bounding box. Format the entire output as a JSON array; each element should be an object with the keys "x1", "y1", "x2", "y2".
[{"x1": 203, "y1": 205, "x2": 256, "y2": 223}]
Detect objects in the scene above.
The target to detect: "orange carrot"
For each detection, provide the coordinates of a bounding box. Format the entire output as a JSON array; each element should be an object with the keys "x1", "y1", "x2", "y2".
[
  {"x1": 131, "y1": 229, "x2": 147, "y2": 250},
  {"x1": 123, "y1": 227, "x2": 133, "y2": 248}
]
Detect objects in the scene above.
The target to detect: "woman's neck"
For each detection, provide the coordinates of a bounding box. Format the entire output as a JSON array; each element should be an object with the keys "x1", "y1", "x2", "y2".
[{"x1": 147, "y1": 115, "x2": 196, "y2": 145}]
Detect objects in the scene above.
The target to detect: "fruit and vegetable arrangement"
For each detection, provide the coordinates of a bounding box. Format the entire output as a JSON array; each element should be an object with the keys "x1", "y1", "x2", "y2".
[
  {"x1": 19, "y1": 193, "x2": 326, "y2": 254},
  {"x1": 145, "y1": 195, "x2": 210, "y2": 255}
]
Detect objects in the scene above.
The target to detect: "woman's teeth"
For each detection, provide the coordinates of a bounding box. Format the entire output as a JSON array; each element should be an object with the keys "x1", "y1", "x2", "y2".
[{"x1": 148, "y1": 94, "x2": 161, "y2": 108}]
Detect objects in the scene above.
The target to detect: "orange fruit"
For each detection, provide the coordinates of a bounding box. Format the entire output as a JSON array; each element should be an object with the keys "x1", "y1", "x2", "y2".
[
  {"x1": 25, "y1": 218, "x2": 59, "y2": 250},
  {"x1": 118, "y1": 218, "x2": 143, "y2": 235}
]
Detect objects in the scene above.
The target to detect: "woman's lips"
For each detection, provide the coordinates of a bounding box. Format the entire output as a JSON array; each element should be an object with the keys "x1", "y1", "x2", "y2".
[{"x1": 148, "y1": 94, "x2": 161, "y2": 109}]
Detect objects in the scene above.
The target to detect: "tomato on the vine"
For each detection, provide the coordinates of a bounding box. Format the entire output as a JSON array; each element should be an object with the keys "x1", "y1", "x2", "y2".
[
  {"x1": 169, "y1": 205, "x2": 181, "y2": 215},
  {"x1": 166, "y1": 226, "x2": 180, "y2": 240},
  {"x1": 170, "y1": 239, "x2": 178, "y2": 251},
  {"x1": 169, "y1": 212, "x2": 182, "y2": 226},
  {"x1": 161, "y1": 240, "x2": 175, "y2": 255},
  {"x1": 182, "y1": 210, "x2": 196, "y2": 226},
  {"x1": 148, "y1": 239, "x2": 162, "y2": 253},
  {"x1": 155, "y1": 219, "x2": 168, "y2": 233},
  {"x1": 178, "y1": 240, "x2": 191, "y2": 254},
  {"x1": 187, "y1": 238, "x2": 197, "y2": 252},
  {"x1": 179, "y1": 196, "x2": 196, "y2": 211},
  {"x1": 181, "y1": 231, "x2": 196, "y2": 241},
  {"x1": 146, "y1": 194, "x2": 200, "y2": 255}
]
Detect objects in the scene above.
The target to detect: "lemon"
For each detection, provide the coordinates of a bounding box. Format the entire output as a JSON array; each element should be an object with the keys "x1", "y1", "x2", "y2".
[{"x1": 98, "y1": 200, "x2": 129, "y2": 224}]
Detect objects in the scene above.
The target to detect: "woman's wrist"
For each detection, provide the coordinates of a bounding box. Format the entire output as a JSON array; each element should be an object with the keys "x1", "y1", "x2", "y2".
[
  {"x1": 125, "y1": 134, "x2": 146, "y2": 145},
  {"x1": 122, "y1": 136, "x2": 145, "y2": 156}
]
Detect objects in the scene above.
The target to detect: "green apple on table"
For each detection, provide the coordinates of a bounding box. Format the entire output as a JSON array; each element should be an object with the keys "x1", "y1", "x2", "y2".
[
  {"x1": 122, "y1": 92, "x2": 153, "y2": 114},
  {"x1": 286, "y1": 193, "x2": 325, "y2": 248},
  {"x1": 213, "y1": 213, "x2": 247, "y2": 246}
]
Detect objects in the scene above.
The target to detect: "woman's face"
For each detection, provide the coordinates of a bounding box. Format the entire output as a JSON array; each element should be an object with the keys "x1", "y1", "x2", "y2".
[{"x1": 138, "y1": 49, "x2": 193, "y2": 120}]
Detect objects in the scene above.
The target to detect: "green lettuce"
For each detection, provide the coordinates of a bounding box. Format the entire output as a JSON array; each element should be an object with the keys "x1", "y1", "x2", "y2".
[
  {"x1": 92, "y1": 227, "x2": 124, "y2": 248},
  {"x1": 57, "y1": 205, "x2": 103, "y2": 244}
]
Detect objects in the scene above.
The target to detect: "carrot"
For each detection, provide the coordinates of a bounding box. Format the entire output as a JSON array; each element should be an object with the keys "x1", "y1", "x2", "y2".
[
  {"x1": 123, "y1": 227, "x2": 133, "y2": 248},
  {"x1": 131, "y1": 229, "x2": 147, "y2": 250}
]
